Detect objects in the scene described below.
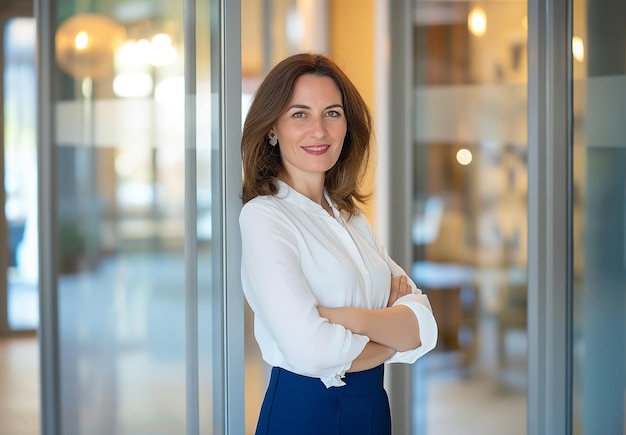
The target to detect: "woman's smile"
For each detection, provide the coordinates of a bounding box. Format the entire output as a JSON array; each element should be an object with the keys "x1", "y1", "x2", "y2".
[{"x1": 302, "y1": 144, "x2": 331, "y2": 155}]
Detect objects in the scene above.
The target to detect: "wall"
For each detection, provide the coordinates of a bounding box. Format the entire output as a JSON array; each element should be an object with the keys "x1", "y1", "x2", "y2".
[{"x1": 329, "y1": 0, "x2": 377, "y2": 223}]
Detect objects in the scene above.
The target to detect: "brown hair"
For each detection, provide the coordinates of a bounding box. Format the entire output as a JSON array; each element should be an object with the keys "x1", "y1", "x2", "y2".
[{"x1": 241, "y1": 53, "x2": 372, "y2": 217}]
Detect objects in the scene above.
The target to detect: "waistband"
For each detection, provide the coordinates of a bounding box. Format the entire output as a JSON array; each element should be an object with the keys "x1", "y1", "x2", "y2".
[{"x1": 271, "y1": 365, "x2": 385, "y2": 397}]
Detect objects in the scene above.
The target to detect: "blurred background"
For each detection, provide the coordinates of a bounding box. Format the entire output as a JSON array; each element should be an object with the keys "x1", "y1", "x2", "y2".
[{"x1": 1, "y1": 0, "x2": 625, "y2": 434}]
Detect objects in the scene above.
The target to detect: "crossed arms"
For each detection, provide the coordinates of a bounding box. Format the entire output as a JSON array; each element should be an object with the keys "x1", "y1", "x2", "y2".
[{"x1": 317, "y1": 274, "x2": 422, "y2": 372}]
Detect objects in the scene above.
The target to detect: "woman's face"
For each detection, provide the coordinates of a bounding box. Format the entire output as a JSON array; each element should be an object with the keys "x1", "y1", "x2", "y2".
[{"x1": 272, "y1": 74, "x2": 347, "y2": 187}]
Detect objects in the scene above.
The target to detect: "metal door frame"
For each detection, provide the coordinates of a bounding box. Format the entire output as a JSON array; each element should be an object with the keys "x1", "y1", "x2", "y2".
[{"x1": 527, "y1": 0, "x2": 573, "y2": 433}]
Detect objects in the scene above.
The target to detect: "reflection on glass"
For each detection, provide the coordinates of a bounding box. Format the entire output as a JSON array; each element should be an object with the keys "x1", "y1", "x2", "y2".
[
  {"x1": 572, "y1": 1, "x2": 626, "y2": 433},
  {"x1": 51, "y1": 3, "x2": 212, "y2": 432},
  {"x1": 4, "y1": 18, "x2": 38, "y2": 330},
  {"x1": 411, "y1": 2, "x2": 527, "y2": 434}
]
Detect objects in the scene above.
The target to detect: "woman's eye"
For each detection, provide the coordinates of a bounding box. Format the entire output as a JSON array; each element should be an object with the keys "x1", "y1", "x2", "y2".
[
  {"x1": 292, "y1": 112, "x2": 306, "y2": 118},
  {"x1": 326, "y1": 110, "x2": 341, "y2": 118}
]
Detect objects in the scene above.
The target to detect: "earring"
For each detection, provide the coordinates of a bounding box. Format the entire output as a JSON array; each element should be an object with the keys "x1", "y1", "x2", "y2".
[{"x1": 269, "y1": 133, "x2": 277, "y2": 146}]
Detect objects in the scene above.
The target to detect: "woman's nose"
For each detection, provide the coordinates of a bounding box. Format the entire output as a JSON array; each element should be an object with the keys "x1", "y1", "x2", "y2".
[{"x1": 309, "y1": 116, "x2": 326, "y2": 138}]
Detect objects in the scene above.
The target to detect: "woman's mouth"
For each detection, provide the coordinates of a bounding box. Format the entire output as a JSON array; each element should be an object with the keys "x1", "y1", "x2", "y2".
[{"x1": 302, "y1": 145, "x2": 331, "y2": 155}]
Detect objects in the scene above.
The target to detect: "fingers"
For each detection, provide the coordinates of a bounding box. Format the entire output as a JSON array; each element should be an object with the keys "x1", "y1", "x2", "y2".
[
  {"x1": 388, "y1": 274, "x2": 399, "y2": 307},
  {"x1": 388, "y1": 274, "x2": 410, "y2": 307},
  {"x1": 398, "y1": 275, "x2": 409, "y2": 297}
]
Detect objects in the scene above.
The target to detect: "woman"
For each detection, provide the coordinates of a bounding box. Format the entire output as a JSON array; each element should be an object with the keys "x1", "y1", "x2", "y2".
[{"x1": 240, "y1": 53, "x2": 437, "y2": 435}]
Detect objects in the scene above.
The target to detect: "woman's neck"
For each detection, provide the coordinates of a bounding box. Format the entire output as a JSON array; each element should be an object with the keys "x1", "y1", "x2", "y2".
[{"x1": 279, "y1": 173, "x2": 325, "y2": 205}]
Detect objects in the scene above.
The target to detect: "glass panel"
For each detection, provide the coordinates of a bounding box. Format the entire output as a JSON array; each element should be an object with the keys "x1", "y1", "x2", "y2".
[
  {"x1": 51, "y1": 1, "x2": 216, "y2": 433},
  {"x1": 4, "y1": 18, "x2": 38, "y2": 331},
  {"x1": 410, "y1": 2, "x2": 527, "y2": 433},
  {"x1": 572, "y1": 1, "x2": 626, "y2": 434}
]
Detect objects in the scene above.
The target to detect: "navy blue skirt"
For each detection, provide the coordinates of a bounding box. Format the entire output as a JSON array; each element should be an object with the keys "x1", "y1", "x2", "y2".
[{"x1": 255, "y1": 365, "x2": 391, "y2": 435}]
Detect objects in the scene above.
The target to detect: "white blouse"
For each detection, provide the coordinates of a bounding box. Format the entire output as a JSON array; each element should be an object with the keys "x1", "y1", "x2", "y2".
[{"x1": 240, "y1": 180, "x2": 438, "y2": 388}]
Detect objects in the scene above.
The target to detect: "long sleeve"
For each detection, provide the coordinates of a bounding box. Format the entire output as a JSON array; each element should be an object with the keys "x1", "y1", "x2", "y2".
[{"x1": 240, "y1": 200, "x2": 370, "y2": 387}]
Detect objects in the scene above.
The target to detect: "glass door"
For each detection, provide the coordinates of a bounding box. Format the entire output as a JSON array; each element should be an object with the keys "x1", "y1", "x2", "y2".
[
  {"x1": 408, "y1": 1, "x2": 528, "y2": 433},
  {"x1": 36, "y1": 0, "x2": 243, "y2": 433}
]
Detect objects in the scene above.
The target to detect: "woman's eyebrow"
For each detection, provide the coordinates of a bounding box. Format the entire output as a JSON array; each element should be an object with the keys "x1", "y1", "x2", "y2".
[{"x1": 286, "y1": 103, "x2": 344, "y2": 111}]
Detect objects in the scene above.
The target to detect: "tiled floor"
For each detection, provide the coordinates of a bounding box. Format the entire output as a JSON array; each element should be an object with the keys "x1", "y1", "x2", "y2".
[
  {"x1": 0, "y1": 335, "x2": 40, "y2": 435},
  {"x1": 0, "y1": 335, "x2": 528, "y2": 435},
  {"x1": 428, "y1": 373, "x2": 526, "y2": 435}
]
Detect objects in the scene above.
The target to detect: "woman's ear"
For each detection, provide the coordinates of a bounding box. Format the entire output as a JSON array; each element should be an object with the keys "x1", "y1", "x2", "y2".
[{"x1": 268, "y1": 131, "x2": 278, "y2": 146}]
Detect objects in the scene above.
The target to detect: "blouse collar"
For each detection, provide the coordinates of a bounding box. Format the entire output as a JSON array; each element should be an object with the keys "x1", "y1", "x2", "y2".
[{"x1": 276, "y1": 179, "x2": 337, "y2": 218}]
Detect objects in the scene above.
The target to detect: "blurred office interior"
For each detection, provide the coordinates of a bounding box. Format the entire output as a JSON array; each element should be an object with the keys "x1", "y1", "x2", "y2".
[{"x1": 1, "y1": 0, "x2": 624, "y2": 434}]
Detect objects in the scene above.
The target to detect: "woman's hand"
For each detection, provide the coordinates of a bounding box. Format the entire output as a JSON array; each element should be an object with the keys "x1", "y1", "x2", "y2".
[
  {"x1": 318, "y1": 303, "x2": 420, "y2": 352},
  {"x1": 348, "y1": 342, "x2": 396, "y2": 372},
  {"x1": 388, "y1": 274, "x2": 410, "y2": 307},
  {"x1": 317, "y1": 306, "x2": 358, "y2": 330}
]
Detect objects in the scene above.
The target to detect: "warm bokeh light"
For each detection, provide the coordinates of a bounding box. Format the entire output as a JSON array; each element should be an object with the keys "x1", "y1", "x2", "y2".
[
  {"x1": 572, "y1": 36, "x2": 585, "y2": 62},
  {"x1": 468, "y1": 8, "x2": 487, "y2": 37},
  {"x1": 56, "y1": 13, "x2": 126, "y2": 79},
  {"x1": 74, "y1": 31, "x2": 89, "y2": 50},
  {"x1": 116, "y1": 39, "x2": 151, "y2": 69},
  {"x1": 150, "y1": 33, "x2": 177, "y2": 66},
  {"x1": 113, "y1": 72, "x2": 154, "y2": 98},
  {"x1": 456, "y1": 148, "x2": 473, "y2": 166},
  {"x1": 116, "y1": 35, "x2": 177, "y2": 70}
]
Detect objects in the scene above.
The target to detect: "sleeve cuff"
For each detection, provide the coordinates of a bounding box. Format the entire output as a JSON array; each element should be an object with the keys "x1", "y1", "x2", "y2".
[
  {"x1": 387, "y1": 294, "x2": 438, "y2": 364},
  {"x1": 319, "y1": 332, "x2": 369, "y2": 388}
]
